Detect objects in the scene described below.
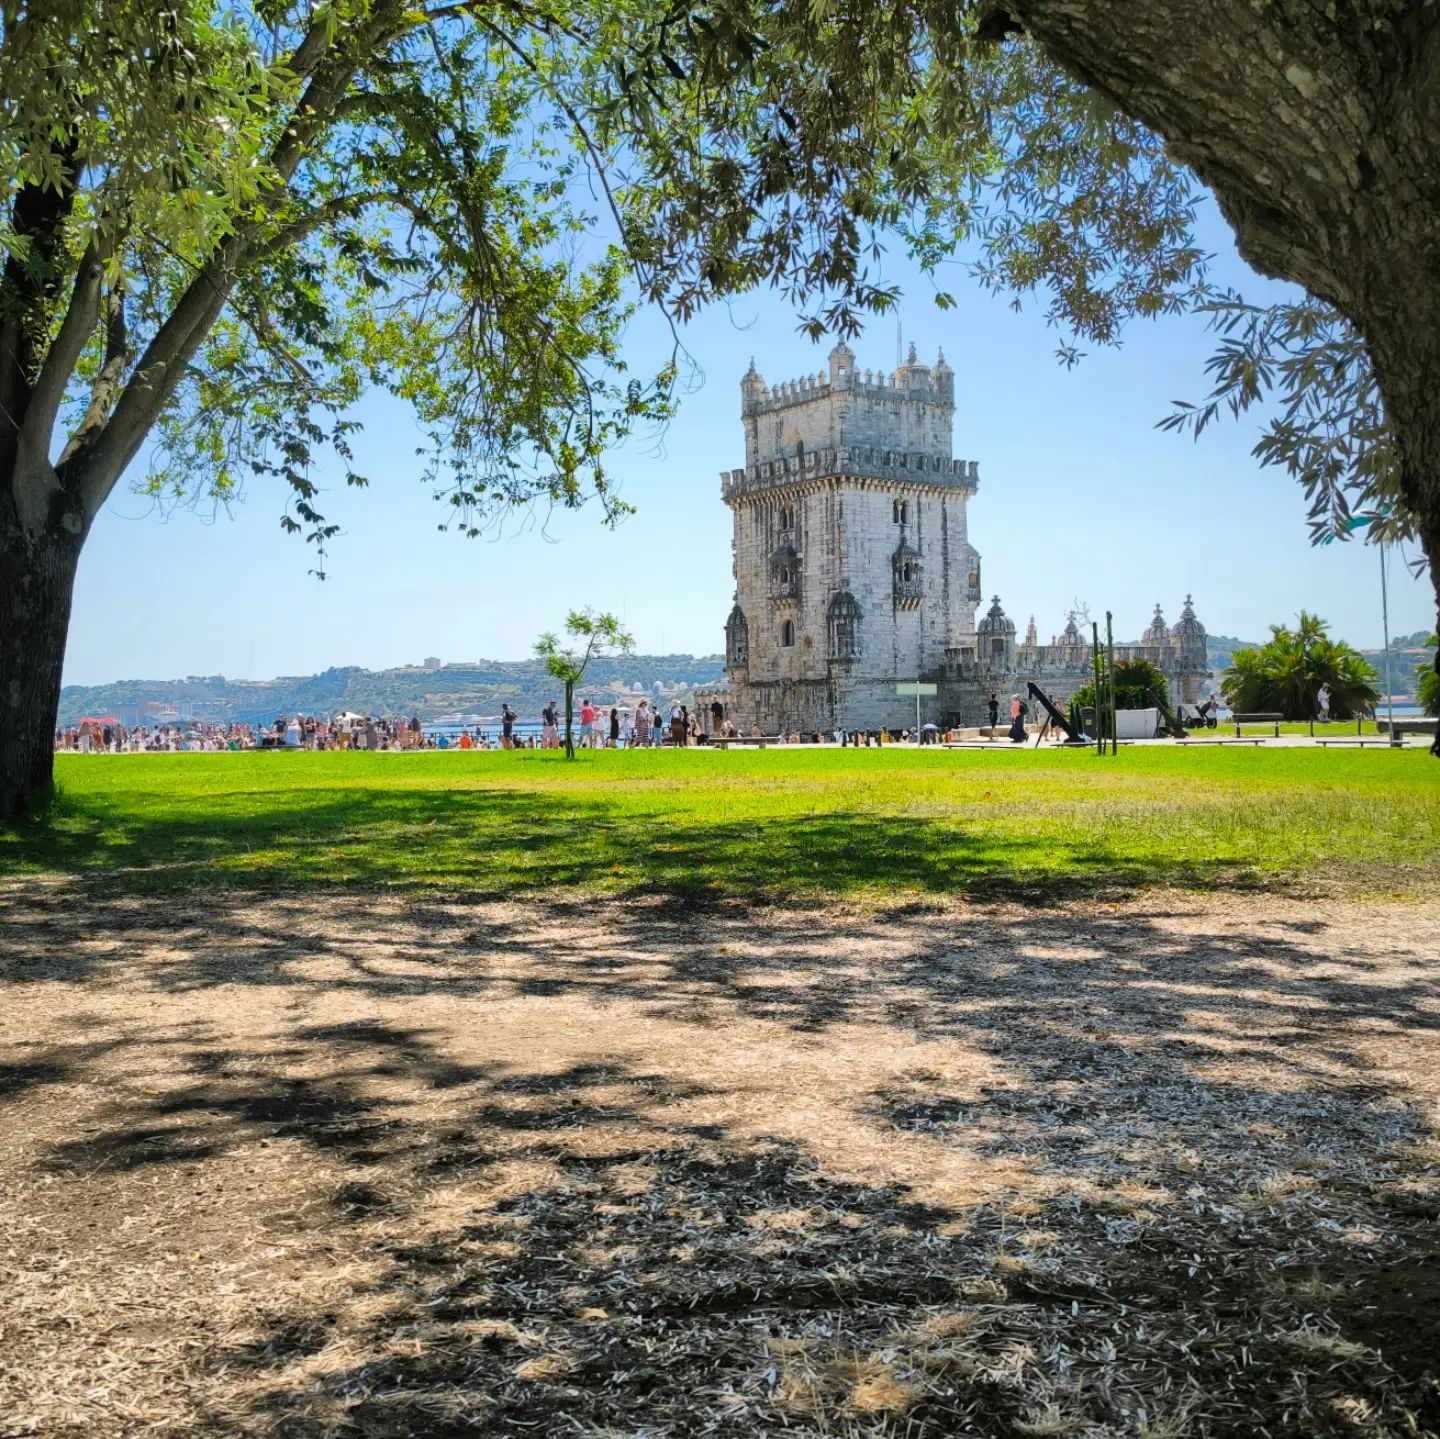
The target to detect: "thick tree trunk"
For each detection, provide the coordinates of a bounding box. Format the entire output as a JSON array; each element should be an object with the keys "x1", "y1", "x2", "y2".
[
  {"x1": 1384, "y1": 370, "x2": 1440, "y2": 755},
  {"x1": 983, "y1": 0, "x2": 1440, "y2": 748},
  {"x1": 0, "y1": 499, "x2": 85, "y2": 818}
]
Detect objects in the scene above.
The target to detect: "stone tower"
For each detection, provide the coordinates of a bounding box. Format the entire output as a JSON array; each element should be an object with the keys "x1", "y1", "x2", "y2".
[{"x1": 719, "y1": 341, "x2": 982, "y2": 732}]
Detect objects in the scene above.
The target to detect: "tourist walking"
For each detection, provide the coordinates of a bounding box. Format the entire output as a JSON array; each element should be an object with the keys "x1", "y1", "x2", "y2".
[
  {"x1": 634, "y1": 699, "x2": 651, "y2": 746},
  {"x1": 500, "y1": 703, "x2": 516, "y2": 749},
  {"x1": 988, "y1": 693, "x2": 1000, "y2": 731},
  {"x1": 1008, "y1": 695, "x2": 1029, "y2": 743},
  {"x1": 609, "y1": 707, "x2": 620, "y2": 747},
  {"x1": 541, "y1": 700, "x2": 559, "y2": 749}
]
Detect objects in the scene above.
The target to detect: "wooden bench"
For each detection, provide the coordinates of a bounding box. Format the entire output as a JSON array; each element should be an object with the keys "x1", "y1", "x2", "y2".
[
  {"x1": 1176, "y1": 737, "x2": 1265, "y2": 746},
  {"x1": 711, "y1": 736, "x2": 787, "y2": 749},
  {"x1": 1317, "y1": 736, "x2": 1404, "y2": 747},
  {"x1": 1231, "y1": 712, "x2": 1283, "y2": 737}
]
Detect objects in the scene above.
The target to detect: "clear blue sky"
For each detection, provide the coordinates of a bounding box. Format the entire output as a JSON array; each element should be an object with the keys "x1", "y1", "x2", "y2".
[{"x1": 63, "y1": 204, "x2": 1434, "y2": 687}]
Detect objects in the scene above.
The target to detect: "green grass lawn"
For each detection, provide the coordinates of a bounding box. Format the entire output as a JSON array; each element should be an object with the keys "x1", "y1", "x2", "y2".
[{"x1": 4, "y1": 746, "x2": 1436, "y2": 904}]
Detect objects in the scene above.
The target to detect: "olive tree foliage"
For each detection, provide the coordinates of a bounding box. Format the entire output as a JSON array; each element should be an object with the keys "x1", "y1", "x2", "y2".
[
  {"x1": 1160, "y1": 292, "x2": 1410, "y2": 550},
  {"x1": 534, "y1": 609, "x2": 632, "y2": 759},
  {"x1": 1, "y1": 0, "x2": 1216, "y2": 814}
]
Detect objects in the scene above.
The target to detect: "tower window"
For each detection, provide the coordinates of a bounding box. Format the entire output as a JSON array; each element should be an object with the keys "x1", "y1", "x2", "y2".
[
  {"x1": 893, "y1": 498, "x2": 909, "y2": 525},
  {"x1": 778, "y1": 505, "x2": 795, "y2": 530},
  {"x1": 781, "y1": 619, "x2": 796, "y2": 648}
]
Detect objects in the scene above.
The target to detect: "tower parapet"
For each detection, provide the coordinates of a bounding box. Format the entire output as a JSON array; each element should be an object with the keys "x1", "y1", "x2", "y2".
[
  {"x1": 741, "y1": 339, "x2": 958, "y2": 470},
  {"x1": 722, "y1": 446, "x2": 978, "y2": 502}
]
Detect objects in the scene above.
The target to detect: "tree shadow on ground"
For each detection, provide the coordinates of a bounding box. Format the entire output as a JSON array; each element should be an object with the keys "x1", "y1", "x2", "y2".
[
  {"x1": 5, "y1": 895, "x2": 1439, "y2": 1435},
  {"x1": 0, "y1": 782, "x2": 1288, "y2": 909}
]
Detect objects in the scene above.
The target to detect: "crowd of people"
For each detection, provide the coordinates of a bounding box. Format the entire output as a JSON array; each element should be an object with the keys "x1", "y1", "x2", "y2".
[
  {"x1": 55, "y1": 714, "x2": 430, "y2": 753},
  {"x1": 56, "y1": 693, "x2": 1076, "y2": 755}
]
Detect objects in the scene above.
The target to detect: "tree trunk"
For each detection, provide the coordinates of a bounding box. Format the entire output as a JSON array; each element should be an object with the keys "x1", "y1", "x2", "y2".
[
  {"x1": 1379, "y1": 363, "x2": 1440, "y2": 756},
  {"x1": 982, "y1": 0, "x2": 1440, "y2": 751},
  {"x1": 564, "y1": 680, "x2": 575, "y2": 760},
  {"x1": 0, "y1": 500, "x2": 86, "y2": 817}
]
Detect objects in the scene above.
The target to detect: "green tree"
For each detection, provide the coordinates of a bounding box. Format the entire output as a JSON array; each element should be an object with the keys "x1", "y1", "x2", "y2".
[
  {"x1": 1072, "y1": 657, "x2": 1168, "y2": 714},
  {"x1": 1221, "y1": 613, "x2": 1379, "y2": 721},
  {"x1": 534, "y1": 610, "x2": 633, "y2": 759},
  {"x1": 0, "y1": 0, "x2": 1219, "y2": 816},
  {"x1": 1071, "y1": 657, "x2": 1168, "y2": 736},
  {"x1": 1419, "y1": 638, "x2": 1438, "y2": 719}
]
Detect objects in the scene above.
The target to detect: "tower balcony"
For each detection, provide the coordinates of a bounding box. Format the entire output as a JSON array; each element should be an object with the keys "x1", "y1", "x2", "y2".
[{"x1": 893, "y1": 580, "x2": 924, "y2": 609}]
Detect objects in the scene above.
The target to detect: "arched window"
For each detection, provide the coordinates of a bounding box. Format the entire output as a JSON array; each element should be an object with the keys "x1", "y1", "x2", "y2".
[
  {"x1": 781, "y1": 619, "x2": 796, "y2": 648},
  {"x1": 778, "y1": 564, "x2": 790, "y2": 585},
  {"x1": 778, "y1": 505, "x2": 794, "y2": 531},
  {"x1": 725, "y1": 604, "x2": 749, "y2": 667},
  {"x1": 893, "y1": 498, "x2": 909, "y2": 525},
  {"x1": 827, "y1": 592, "x2": 862, "y2": 662}
]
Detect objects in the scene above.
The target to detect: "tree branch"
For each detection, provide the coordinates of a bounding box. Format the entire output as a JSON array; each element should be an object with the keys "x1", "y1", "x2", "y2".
[
  {"x1": 16, "y1": 239, "x2": 110, "y2": 470},
  {"x1": 59, "y1": 5, "x2": 405, "y2": 519}
]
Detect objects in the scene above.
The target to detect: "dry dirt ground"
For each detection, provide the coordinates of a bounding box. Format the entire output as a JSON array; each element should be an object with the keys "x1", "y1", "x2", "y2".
[{"x1": 1, "y1": 882, "x2": 1438, "y2": 1438}]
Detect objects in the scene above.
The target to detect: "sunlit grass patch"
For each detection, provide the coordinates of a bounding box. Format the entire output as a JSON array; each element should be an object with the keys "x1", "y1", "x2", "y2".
[{"x1": 4, "y1": 745, "x2": 1435, "y2": 903}]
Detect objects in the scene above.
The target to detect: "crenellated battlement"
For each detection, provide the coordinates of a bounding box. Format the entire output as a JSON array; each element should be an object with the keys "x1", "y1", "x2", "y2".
[
  {"x1": 741, "y1": 341, "x2": 957, "y2": 468},
  {"x1": 741, "y1": 340, "x2": 954, "y2": 421},
  {"x1": 721, "y1": 445, "x2": 978, "y2": 501}
]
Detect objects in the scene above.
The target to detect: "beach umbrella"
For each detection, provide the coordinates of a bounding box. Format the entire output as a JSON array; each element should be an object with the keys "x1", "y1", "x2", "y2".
[{"x1": 79, "y1": 716, "x2": 120, "y2": 725}]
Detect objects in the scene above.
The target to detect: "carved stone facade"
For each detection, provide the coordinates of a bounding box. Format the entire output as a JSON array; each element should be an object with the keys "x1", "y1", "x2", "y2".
[{"x1": 703, "y1": 343, "x2": 1211, "y2": 733}]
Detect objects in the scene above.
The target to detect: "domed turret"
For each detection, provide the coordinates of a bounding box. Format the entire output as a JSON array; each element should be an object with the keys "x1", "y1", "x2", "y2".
[
  {"x1": 1171, "y1": 594, "x2": 1206, "y2": 663},
  {"x1": 978, "y1": 596, "x2": 1016, "y2": 666},
  {"x1": 978, "y1": 595, "x2": 1015, "y2": 636},
  {"x1": 1142, "y1": 603, "x2": 1168, "y2": 645},
  {"x1": 931, "y1": 346, "x2": 955, "y2": 402},
  {"x1": 1173, "y1": 594, "x2": 1203, "y2": 635},
  {"x1": 741, "y1": 357, "x2": 766, "y2": 411},
  {"x1": 827, "y1": 340, "x2": 855, "y2": 389},
  {"x1": 895, "y1": 339, "x2": 931, "y2": 392}
]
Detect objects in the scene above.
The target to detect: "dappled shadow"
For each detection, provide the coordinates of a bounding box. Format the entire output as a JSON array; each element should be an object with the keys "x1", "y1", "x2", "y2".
[
  {"x1": 1, "y1": 891, "x2": 1438, "y2": 1433},
  {"x1": 0, "y1": 777, "x2": 1297, "y2": 909}
]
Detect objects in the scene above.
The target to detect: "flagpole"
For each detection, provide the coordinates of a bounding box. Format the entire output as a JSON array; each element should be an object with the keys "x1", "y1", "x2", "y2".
[{"x1": 1380, "y1": 538, "x2": 1398, "y2": 745}]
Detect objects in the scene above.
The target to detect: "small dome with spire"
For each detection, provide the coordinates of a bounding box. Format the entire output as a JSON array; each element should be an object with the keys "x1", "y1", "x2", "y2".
[
  {"x1": 933, "y1": 347, "x2": 952, "y2": 374},
  {"x1": 978, "y1": 595, "x2": 1015, "y2": 636},
  {"x1": 1172, "y1": 594, "x2": 1205, "y2": 640},
  {"x1": 1060, "y1": 611, "x2": 1083, "y2": 646},
  {"x1": 1142, "y1": 603, "x2": 1168, "y2": 644}
]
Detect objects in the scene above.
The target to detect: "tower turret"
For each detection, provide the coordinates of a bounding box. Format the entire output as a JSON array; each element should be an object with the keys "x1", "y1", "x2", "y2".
[
  {"x1": 1171, "y1": 594, "x2": 1206, "y2": 662},
  {"x1": 827, "y1": 339, "x2": 855, "y2": 390},
  {"x1": 978, "y1": 595, "x2": 1016, "y2": 667},
  {"x1": 740, "y1": 357, "x2": 766, "y2": 413}
]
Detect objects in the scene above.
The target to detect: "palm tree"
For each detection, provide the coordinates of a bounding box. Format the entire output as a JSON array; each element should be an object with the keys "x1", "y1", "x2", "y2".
[
  {"x1": 1221, "y1": 612, "x2": 1378, "y2": 720},
  {"x1": 1418, "y1": 636, "x2": 1438, "y2": 717}
]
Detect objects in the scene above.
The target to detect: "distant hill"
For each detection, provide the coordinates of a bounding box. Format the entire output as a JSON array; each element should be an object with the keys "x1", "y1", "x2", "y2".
[
  {"x1": 1204, "y1": 634, "x2": 1261, "y2": 673},
  {"x1": 57, "y1": 654, "x2": 727, "y2": 726}
]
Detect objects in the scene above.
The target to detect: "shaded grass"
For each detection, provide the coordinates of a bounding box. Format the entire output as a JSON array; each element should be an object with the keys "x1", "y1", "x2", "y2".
[{"x1": 4, "y1": 746, "x2": 1437, "y2": 903}]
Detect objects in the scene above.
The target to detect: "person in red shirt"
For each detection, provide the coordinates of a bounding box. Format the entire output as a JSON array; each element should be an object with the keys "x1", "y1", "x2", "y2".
[{"x1": 580, "y1": 699, "x2": 595, "y2": 748}]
